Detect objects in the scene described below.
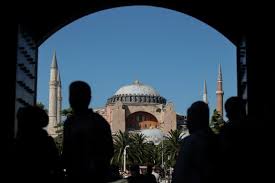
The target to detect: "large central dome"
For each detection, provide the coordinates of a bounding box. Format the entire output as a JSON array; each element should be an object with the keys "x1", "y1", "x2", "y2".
[
  {"x1": 107, "y1": 80, "x2": 166, "y2": 105},
  {"x1": 115, "y1": 80, "x2": 160, "y2": 96}
]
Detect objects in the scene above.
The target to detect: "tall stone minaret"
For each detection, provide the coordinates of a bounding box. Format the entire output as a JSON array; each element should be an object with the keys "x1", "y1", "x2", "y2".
[
  {"x1": 203, "y1": 80, "x2": 208, "y2": 104},
  {"x1": 48, "y1": 51, "x2": 58, "y2": 136},
  {"x1": 56, "y1": 71, "x2": 62, "y2": 125},
  {"x1": 216, "y1": 64, "x2": 224, "y2": 117}
]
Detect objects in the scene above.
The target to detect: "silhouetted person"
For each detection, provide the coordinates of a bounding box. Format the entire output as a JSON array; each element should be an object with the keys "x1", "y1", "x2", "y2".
[
  {"x1": 219, "y1": 96, "x2": 249, "y2": 183},
  {"x1": 107, "y1": 165, "x2": 127, "y2": 183},
  {"x1": 14, "y1": 105, "x2": 61, "y2": 183},
  {"x1": 127, "y1": 164, "x2": 146, "y2": 183},
  {"x1": 220, "y1": 96, "x2": 247, "y2": 147},
  {"x1": 107, "y1": 165, "x2": 122, "y2": 181},
  {"x1": 144, "y1": 165, "x2": 157, "y2": 183},
  {"x1": 152, "y1": 166, "x2": 160, "y2": 183},
  {"x1": 172, "y1": 101, "x2": 219, "y2": 183},
  {"x1": 62, "y1": 81, "x2": 114, "y2": 183}
]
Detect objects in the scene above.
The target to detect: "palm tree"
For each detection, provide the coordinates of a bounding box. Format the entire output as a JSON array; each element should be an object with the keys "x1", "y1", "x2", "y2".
[
  {"x1": 112, "y1": 131, "x2": 157, "y2": 169},
  {"x1": 111, "y1": 130, "x2": 131, "y2": 168},
  {"x1": 146, "y1": 141, "x2": 162, "y2": 166},
  {"x1": 128, "y1": 132, "x2": 147, "y2": 165},
  {"x1": 163, "y1": 129, "x2": 185, "y2": 167}
]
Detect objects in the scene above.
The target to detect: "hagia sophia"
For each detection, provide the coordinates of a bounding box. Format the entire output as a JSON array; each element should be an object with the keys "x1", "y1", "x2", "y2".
[
  {"x1": 95, "y1": 79, "x2": 176, "y2": 134},
  {"x1": 47, "y1": 52, "x2": 224, "y2": 143}
]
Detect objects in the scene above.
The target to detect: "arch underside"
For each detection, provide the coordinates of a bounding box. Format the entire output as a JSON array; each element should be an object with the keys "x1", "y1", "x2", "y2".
[
  {"x1": 126, "y1": 111, "x2": 158, "y2": 131},
  {"x1": 16, "y1": 1, "x2": 245, "y2": 46}
]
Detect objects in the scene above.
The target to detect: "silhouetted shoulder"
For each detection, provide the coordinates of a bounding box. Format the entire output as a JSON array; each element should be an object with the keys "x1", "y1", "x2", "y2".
[
  {"x1": 63, "y1": 115, "x2": 74, "y2": 125},
  {"x1": 93, "y1": 112, "x2": 110, "y2": 124},
  {"x1": 92, "y1": 111, "x2": 105, "y2": 119}
]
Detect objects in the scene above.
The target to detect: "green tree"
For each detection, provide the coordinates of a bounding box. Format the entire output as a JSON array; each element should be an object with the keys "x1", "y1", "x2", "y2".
[
  {"x1": 210, "y1": 109, "x2": 225, "y2": 134},
  {"x1": 54, "y1": 122, "x2": 64, "y2": 154},
  {"x1": 163, "y1": 129, "x2": 185, "y2": 168},
  {"x1": 61, "y1": 107, "x2": 72, "y2": 117},
  {"x1": 111, "y1": 130, "x2": 131, "y2": 168},
  {"x1": 144, "y1": 142, "x2": 160, "y2": 165},
  {"x1": 127, "y1": 132, "x2": 147, "y2": 165},
  {"x1": 112, "y1": 131, "x2": 158, "y2": 169},
  {"x1": 36, "y1": 101, "x2": 48, "y2": 114},
  {"x1": 54, "y1": 107, "x2": 72, "y2": 153}
]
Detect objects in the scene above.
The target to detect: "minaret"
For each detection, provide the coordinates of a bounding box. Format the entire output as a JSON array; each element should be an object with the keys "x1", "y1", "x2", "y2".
[
  {"x1": 216, "y1": 64, "x2": 224, "y2": 117},
  {"x1": 203, "y1": 80, "x2": 208, "y2": 104},
  {"x1": 48, "y1": 51, "x2": 58, "y2": 136},
  {"x1": 56, "y1": 71, "x2": 62, "y2": 125}
]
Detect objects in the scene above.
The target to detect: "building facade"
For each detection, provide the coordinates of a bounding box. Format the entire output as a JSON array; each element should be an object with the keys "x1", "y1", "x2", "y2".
[
  {"x1": 46, "y1": 57, "x2": 223, "y2": 138},
  {"x1": 95, "y1": 80, "x2": 177, "y2": 135}
]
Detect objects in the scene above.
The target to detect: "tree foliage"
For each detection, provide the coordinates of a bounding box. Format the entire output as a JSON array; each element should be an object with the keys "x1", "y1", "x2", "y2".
[
  {"x1": 53, "y1": 122, "x2": 64, "y2": 154},
  {"x1": 111, "y1": 131, "x2": 131, "y2": 168},
  {"x1": 163, "y1": 129, "x2": 185, "y2": 168},
  {"x1": 111, "y1": 130, "x2": 156, "y2": 169},
  {"x1": 111, "y1": 129, "x2": 186, "y2": 170},
  {"x1": 61, "y1": 107, "x2": 72, "y2": 117},
  {"x1": 36, "y1": 102, "x2": 48, "y2": 114},
  {"x1": 210, "y1": 109, "x2": 225, "y2": 134}
]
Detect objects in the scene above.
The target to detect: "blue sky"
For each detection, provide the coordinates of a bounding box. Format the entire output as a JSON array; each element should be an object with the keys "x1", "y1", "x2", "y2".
[{"x1": 37, "y1": 6, "x2": 236, "y2": 117}]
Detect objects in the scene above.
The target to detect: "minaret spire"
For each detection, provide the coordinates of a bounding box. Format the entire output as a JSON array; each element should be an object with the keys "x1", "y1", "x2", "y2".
[
  {"x1": 48, "y1": 51, "x2": 59, "y2": 136},
  {"x1": 51, "y1": 50, "x2": 57, "y2": 68},
  {"x1": 216, "y1": 64, "x2": 224, "y2": 117},
  {"x1": 57, "y1": 71, "x2": 62, "y2": 125},
  {"x1": 203, "y1": 80, "x2": 208, "y2": 104},
  {"x1": 218, "y1": 63, "x2": 222, "y2": 81}
]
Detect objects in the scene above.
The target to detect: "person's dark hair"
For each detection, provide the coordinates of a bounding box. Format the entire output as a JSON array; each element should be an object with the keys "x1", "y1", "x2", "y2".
[
  {"x1": 69, "y1": 81, "x2": 91, "y2": 110},
  {"x1": 225, "y1": 96, "x2": 246, "y2": 121},
  {"x1": 147, "y1": 165, "x2": 153, "y2": 174},
  {"x1": 187, "y1": 101, "x2": 209, "y2": 133},
  {"x1": 130, "y1": 164, "x2": 140, "y2": 174},
  {"x1": 17, "y1": 105, "x2": 49, "y2": 130}
]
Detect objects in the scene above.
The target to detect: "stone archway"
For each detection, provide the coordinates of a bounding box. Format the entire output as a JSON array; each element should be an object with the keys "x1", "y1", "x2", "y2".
[
  {"x1": 4, "y1": 3, "x2": 272, "y2": 182},
  {"x1": 7, "y1": 0, "x2": 267, "y2": 141}
]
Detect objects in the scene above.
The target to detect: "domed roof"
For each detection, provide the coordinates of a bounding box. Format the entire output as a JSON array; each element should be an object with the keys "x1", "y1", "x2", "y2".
[
  {"x1": 114, "y1": 80, "x2": 160, "y2": 96},
  {"x1": 139, "y1": 128, "x2": 164, "y2": 145}
]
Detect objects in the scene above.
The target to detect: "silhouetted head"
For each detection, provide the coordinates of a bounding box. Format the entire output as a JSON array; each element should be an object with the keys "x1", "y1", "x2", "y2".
[
  {"x1": 69, "y1": 81, "x2": 91, "y2": 111},
  {"x1": 109, "y1": 165, "x2": 121, "y2": 178},
  {"x1": 17, "y1": 105, "x2": 49, "y2": 132},
  {"x1": 147, "y1": 165, "x2": 153, "y2": 174},
  {"x1": 187, "y1": 101, "x2": 209, "y2": 134},
  {"x1": 130, "y1": 164, "x2": 140, "y2": 176},
  {"x1": 225, "y1": 96, "x2": 246, "y2": 121}
]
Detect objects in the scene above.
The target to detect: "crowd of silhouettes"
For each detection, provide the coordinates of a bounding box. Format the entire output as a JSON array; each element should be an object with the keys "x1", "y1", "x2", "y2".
[
  {"x1": 12, "y1": 79, "x2": 252, "y2": 183},
  {"x1": 126, "y1": 164, "x2": 157, "y2": 183},
  {"x1": 173, "y1": 97, "x2": 250, "y2": 183},
  {"x1": 106, "y1": 164, "x2": 125, "y2": 182}
]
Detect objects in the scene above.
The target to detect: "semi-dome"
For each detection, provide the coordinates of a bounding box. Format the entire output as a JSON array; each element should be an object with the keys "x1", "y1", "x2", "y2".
[
  {"x1": 115, "y1": 80, "x2": 160, "y2": 96},
  {"x1": 140, "y1": 128, "x2": 164, "y2": 145}
]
